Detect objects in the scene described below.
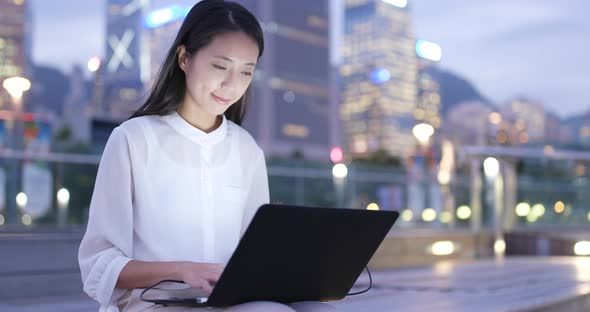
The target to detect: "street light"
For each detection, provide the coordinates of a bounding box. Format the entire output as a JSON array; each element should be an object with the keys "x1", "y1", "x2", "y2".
[
  {"x1": 332, "y1": 163, "x2": 348, "y2": 208},
  {"x1": 2, "y1": 76, "x2": 31, "y2": 99},
  {"x1": 332, "y1": 163, "x2": 348, "y2": 179},
  {"x1": 401, "y1": 209, "x2": 413, "y2": 222},
  {"x1": 16, "y1": 192, "x2": 27, "y2": 209},
  {"x1": 412, "y1": 123, "x2": 434, "y2": 146},
  {"x1": 456, "y1": 205, "x2": 472, "y2": 220},
  {"x1": 430, "y1": 241, "x2": 455, "y2": 256},
  {"x1": 515, "y1": 202, "x2": 531, "y2": 217},
  {"x1": 366, "y1": 203, "x2": 379, "y2": 211},
  {"x1": 16, "y1": 192, "x2": 29, "y2": 226},
  {"x1": 494, "y1": 239, "x2": 506, "y2": 257},
  {"x1": 57, "y1": 188, "x2": 70, "y2": 227},
  {"x1": 574, "y1": 241, "x2": 590, "y2": 256},
  {"x1": 421, "y1": 208, "x2": 437, "y2": 222},
  {"x1": 483, "y1": 157, "x2": 500, "y2": 177},
  {"x1": 3, "y1": 76, "x2": 31, "y2": 225},
  {"x1": 483, "y1": 156, "x2": 505, "y2": 258},
  {"x1": 411, "y1": 123, "x2": 435, "y2": 224}
]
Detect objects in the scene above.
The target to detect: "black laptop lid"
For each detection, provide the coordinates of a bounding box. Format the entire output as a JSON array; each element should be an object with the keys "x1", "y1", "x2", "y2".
[{"x1": 207, "y1": 204, "x2": 399, "y2": 307}]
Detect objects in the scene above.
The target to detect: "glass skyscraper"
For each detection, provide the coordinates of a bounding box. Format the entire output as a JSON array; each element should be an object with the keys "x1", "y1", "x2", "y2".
[
  {"x1": 103, "y1": 0, "x2": 150, "y2": 119},
  {"x1": 340, "y1": 0, "x2": 417, "y2": 158},
  {"x1": 236, "y1": 0, "x2": 332, "y2": 160},
  {"x1": 0, "y1": 0, "x2": 27, "y2": 110},
  {"x1": 137, "y1": 1, "x2": 333, "y2": 160}
]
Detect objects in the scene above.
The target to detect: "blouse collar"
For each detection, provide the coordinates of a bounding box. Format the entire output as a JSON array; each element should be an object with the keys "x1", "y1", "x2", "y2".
[{"x1": 163, "y1": 111, "x2": 228, "y2": 147}]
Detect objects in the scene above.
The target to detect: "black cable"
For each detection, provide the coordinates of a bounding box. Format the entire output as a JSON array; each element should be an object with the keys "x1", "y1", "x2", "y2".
[
  {"x1": 347, "y1": 266, "x2": 372, "y2": 296},
  {"x1": 140, "y1": 279, "x2": 208, "y2": 307},
  {"x1": 141, "y1": 267, "x2": 372, "y2": 305}
]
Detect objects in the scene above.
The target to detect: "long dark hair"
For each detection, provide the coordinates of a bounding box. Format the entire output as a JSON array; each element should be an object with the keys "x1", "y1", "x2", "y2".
[{"x1": 129, "y1": 0, "x2": 264, "y2": 125}]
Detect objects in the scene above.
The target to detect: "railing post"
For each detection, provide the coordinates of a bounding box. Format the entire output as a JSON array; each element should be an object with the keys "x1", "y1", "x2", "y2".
[{"x1": 470, "y1": 157, "x2": 482, "y2": 232}]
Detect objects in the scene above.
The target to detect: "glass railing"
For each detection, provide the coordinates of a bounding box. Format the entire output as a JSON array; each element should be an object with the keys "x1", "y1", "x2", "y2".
[{"x1": 1, "y1": 153, "x2": 589, "y2": 232}]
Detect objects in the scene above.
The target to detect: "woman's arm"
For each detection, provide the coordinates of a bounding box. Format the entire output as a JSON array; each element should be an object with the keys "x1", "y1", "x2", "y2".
[
  {"x1": 115, "y1": 260, "x2": 181, "y2": 289},
  {"x1": 116, "y1": 260, "x2": 225, "y2": 294},
  {"x1": 78, "y1": 127, "x2": 135, "y2": 307}
]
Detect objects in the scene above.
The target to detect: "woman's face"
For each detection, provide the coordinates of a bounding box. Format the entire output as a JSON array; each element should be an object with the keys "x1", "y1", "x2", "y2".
[{"x1": 178, "y1": 31, "x2": 259, "y2": 119}]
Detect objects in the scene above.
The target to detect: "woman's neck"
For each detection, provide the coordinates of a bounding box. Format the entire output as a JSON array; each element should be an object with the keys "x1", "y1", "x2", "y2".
[{"x1": 177, "y1": 102, "x2": 221, "y2": 134}]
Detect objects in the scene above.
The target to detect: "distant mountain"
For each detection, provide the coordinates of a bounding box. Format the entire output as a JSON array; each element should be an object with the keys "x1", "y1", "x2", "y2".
[
  {"x1": 438, "y1": 69, "x2": 495, "y2": 117},
  {"x1": 564, "y1": 110, "x2": 590, "y2": 124}
]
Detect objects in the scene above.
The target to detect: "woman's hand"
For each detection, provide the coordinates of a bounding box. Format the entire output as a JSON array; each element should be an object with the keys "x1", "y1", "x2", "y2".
[{"x1": 176, "y1": 262, "x2": 225, "y2": 295}]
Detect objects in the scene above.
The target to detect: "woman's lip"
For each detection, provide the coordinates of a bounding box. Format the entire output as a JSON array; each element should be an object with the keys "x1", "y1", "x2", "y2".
[{"x1": 212, "y1": 94, "x2": 231, "y2": 104}]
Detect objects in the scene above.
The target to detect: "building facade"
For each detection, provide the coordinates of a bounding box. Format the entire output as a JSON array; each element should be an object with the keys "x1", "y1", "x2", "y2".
[
  {"x1": 0, "y1": 0, "x2": 27, "y2": 110},
  {"x1": 340, "y1": 0, "x2": 418, "y2": 158},
  {"x1": 102, "y1": 0, "x2": 151, "y2": 119},
  {"x1": 236, "y1": 0, "x2": 332, "y2": 160}
]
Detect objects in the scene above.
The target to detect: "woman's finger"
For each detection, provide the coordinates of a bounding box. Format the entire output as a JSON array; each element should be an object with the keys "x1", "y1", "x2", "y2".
[{"x1": 200, "y1": 280, "x2": 213, "y2": 294}]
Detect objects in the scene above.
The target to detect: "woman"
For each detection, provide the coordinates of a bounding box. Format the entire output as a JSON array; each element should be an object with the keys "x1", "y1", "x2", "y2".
[{"x1": 78, "y1": 1, "x2": 337, "y2": 311}]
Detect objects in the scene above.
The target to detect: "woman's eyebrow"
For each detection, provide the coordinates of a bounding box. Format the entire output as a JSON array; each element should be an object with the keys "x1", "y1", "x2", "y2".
[{"x1": 214, "y1": 55, "x2": 257, "y2": 67}]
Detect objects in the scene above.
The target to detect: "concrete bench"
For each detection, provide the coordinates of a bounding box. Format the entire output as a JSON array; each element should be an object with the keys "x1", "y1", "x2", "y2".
[
  {"x1": 2, "y1": 229, "x2": 589, "y2": 312},
  {"x1": 335, "y1": 257, "x2": 590, "y2": 312}
]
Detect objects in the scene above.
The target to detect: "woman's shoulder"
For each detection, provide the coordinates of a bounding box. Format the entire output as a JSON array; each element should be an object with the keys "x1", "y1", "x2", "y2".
[
  {"x1": 115, "y1": 115, "x2": 162, "y2": 138},
  {"x1": 105, "y1": 115, "x2": 164, "y2": 158}
]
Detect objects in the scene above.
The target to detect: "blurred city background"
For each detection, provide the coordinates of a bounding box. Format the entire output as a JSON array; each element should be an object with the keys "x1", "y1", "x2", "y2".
[{"x1": 1, "y1": 0, "x2": 590, "y2": 311}]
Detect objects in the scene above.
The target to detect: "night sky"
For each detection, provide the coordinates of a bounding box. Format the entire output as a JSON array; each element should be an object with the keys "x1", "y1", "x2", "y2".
[{"x1": 30, "y1": 0, "x2": 590, "y2": 117}]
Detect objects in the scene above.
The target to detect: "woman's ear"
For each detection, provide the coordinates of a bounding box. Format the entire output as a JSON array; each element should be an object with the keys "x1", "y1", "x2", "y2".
[{"x1": 177, "y1": 45, "x2": 189, "y2": 72}]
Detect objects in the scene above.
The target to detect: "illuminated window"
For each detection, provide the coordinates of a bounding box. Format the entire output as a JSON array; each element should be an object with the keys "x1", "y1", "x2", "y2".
[
  {"x1": 307, "y1": 16, "x2": 327, "y2": 29},
  {"x1": 119, "y1": 88, "x2": 138, "y2": 101},
  {"x1": 282, "y1": 124, "x2": 309, "y2": 138},
  {"x1": 109, "y1": 4, "x2": 122, "y2": 15},
  {"x1": 353, "y1": 136, "x2": 368, "y2": 153},
  {"x1": 519, "y1": 132, "x2": 529, "y2": 143}
]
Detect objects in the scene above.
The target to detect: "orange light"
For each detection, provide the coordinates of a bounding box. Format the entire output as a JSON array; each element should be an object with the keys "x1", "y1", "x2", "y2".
[{"x1": 554, "y1": 201, "x2": 565, "y2": 214}]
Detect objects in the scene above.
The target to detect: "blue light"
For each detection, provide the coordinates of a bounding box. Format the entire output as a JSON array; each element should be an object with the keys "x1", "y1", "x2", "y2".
[
  {"x1": 144, "y1": 6, "x2": 190, "y2": 28},
  {"x1": 370, "y1": 68, "x2": 391, "y2": 84}
]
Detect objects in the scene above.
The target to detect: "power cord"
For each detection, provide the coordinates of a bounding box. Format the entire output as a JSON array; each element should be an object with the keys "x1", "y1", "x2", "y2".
[
  {"x1": 347, "y1": 266, "x2": 372, "y2": 296},
  {"x1": 140, "y1": 279, "x2": 208, "y2": 307},
  {"x1": 141, "y1": 266, "x2": 373, "y2": 305}
]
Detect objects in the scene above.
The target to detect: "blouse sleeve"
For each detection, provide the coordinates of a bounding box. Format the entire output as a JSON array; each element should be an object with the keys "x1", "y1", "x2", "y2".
[
  {"x1": 78, "y1": 127, "x2": 134, "y2": 309},
  {"x1": 241, "y1": 149, "x2": 270, "y2": 235}
]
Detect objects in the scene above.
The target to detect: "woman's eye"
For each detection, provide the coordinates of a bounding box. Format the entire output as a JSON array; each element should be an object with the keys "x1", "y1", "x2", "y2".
[{"x1": 212, "y1": 64, "x2": 251, "y2": 76}]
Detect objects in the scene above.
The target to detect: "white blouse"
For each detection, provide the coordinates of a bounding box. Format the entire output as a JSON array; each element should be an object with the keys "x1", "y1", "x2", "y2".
[{"x1": 78, "y1": 112, "x2": 270, "y2": 311}]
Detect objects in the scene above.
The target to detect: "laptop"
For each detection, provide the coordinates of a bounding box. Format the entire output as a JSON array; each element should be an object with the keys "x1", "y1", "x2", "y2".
[{"x1": 141, "y1": 204, "x2": 399, "y2": 307}]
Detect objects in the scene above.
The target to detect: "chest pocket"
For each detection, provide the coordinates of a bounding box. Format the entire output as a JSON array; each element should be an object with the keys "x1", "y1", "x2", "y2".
[
  {"x1": 222, "y1": 185, "x2": 247, "y2": 205},
  {"x1": 216, "y1": 184, "x2": 247, "y2": 223}
]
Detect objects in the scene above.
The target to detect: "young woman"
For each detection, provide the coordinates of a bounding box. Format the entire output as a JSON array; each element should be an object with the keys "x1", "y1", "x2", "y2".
[{"x1": 78, "y1": 1, "x2": 337, "y2": 311}]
